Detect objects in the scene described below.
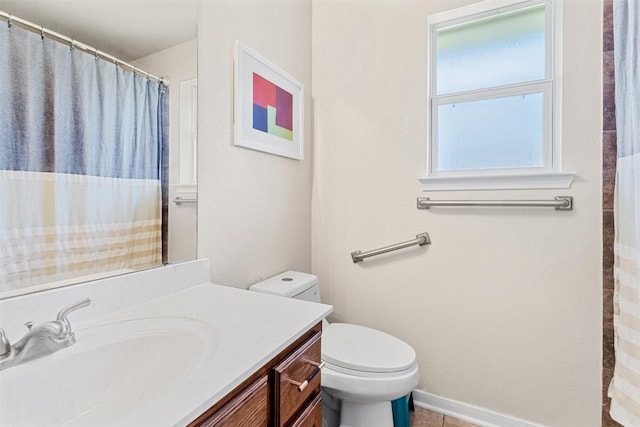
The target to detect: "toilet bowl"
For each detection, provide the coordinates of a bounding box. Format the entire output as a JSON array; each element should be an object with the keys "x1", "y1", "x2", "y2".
[{"x1": 249, "y1": 271, "x2": 419, "y2": 427}]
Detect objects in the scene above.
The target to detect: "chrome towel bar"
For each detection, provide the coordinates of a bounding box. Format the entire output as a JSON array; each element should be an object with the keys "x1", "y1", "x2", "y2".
[
  {"x1": 174, "y1": 197, "x2": 197, "y2": 205},
  {"x1": 351, "y1": 233, "x2": 431, "y2": 263},
  {"x1": 417, "y1": 196, "x2": 573, "y2": 211}
]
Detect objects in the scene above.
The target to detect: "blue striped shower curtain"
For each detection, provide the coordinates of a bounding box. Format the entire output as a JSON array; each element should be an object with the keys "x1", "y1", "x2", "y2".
[{"x1": 0, "y1": 21, "x2": 168, "y2": 293}]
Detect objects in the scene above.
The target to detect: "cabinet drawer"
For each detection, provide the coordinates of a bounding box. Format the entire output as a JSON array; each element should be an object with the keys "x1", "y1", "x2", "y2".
[
  {"x1": 291, "y1": 393, "x2": 322, "y2": 427},
  {"x1": 200, "y1": 375, "x2": 269, "y2": 427},
  {"x1": 273, "y1": 331, "x2": 322, "y2": 427}
]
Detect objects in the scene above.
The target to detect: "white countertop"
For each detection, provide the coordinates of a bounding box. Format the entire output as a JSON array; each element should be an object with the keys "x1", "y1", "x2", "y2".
[
  {"x1": 0, "y1": 281, "x2": 332, "y2": 426},
  {"x1": 104, "y1": 283, "x2": 332, "y2": 426}
]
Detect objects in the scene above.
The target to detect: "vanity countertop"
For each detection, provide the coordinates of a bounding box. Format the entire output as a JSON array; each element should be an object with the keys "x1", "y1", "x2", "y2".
[{"x1": 0, "y1": 281, "x2": 332, "y2": 426}]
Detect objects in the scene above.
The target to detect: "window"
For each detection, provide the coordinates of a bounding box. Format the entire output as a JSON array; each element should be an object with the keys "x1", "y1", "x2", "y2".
[{"x1": 421, "y1": 0, "x2": 574, "y2": 191}]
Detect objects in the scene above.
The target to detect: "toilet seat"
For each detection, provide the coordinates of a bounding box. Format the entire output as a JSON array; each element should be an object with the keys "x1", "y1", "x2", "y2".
[
  {"x1": 322, "y1": 360, "x2": 418, "y2": 378},
  {"x1": 322, "y1": 323, "x2": 416, "y2": 374}
]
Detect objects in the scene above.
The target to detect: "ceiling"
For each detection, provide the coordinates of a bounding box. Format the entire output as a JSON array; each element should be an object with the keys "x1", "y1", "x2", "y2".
[{"x1": 0, "y1": 0, "x2": 198, "y2": 62}]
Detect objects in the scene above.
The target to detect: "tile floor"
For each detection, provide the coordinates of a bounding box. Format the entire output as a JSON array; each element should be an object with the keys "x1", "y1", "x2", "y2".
[{"x1": 411, "y1": 407, "x2": 479, "y2": 427}]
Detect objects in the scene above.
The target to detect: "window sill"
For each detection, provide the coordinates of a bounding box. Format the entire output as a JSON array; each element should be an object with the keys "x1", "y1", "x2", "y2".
[{"x1": 418, "y1": 171, "x2": 575, "y2": 191}]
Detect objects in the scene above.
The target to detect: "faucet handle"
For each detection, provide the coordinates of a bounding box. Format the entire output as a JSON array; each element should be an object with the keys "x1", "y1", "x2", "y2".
[
  {"x1": 0, "y1": 329, "x2": 10, "y2": 357},
  {"x1": 56, "y1": 298, "x2": 91, "y2": 337}
]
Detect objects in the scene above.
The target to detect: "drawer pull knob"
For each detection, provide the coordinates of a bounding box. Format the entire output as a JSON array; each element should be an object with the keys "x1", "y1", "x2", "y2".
[{"x1": 286, "y1": 361, "x2": 325, "y2": 392}]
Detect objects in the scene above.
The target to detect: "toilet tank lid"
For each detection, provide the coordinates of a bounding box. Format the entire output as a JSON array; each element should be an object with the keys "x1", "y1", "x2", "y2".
[{"x1": 249, "y1": 271, "x2": 319, "y2": 297}]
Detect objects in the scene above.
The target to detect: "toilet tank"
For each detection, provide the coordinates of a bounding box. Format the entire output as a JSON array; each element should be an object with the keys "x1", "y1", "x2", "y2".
[{"x1": 249, "y1": 271, "x2": 321, "y2": 303}]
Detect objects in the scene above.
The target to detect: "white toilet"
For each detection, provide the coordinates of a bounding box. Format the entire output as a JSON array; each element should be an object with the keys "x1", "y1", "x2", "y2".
[{"x1": 249, "y1": 271, "x2": 419, "y2": 427}]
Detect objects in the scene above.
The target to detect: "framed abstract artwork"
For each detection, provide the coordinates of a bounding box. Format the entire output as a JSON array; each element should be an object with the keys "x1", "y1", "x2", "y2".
[{"x1": 234, "y1": 41, "x2": 304, "y2": 160}]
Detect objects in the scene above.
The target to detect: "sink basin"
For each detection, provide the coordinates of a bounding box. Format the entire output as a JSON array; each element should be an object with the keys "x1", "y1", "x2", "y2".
[{"x1": 0, "y1": 316, "x2": 217, "y2": 426}]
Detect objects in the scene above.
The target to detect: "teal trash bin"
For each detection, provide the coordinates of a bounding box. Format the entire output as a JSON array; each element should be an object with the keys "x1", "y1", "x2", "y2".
[{"x1": 391, "y1": 394, "x2": 410, "y2": 427}]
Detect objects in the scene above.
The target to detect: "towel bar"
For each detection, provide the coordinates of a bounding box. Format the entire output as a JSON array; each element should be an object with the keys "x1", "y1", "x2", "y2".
[
  {"x1": 174, "y1": 197, "x2": 196, "y2": 205},
  {"x1": 417, "y1": 196, "x2": 573, "y2": 211},
  {"x1": 351, "y1": 233, "x2": 431, "y2": 263}
]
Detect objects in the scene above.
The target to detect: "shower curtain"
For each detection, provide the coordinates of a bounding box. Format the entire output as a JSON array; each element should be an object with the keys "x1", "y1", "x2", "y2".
[
  {"x1": 0, "y1": 22, "x2": 168, "y2": 293},
  {"x1": 609, "y1": 0, "x2": 640, "y2": 425}
]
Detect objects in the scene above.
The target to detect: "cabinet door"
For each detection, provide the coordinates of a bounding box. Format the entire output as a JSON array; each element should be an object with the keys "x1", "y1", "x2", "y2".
[
  {"x1": 199, "y1": 375, "x2": 269, "y2": 427},
  {"x1": 273, "y1": 331, "x2": 322, "y2": 427},
  {"x1": 290, "y1": 393, "x2": 322, "y2": 427}
]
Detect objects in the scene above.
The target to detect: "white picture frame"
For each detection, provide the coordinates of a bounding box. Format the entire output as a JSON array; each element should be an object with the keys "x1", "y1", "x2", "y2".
[{"x1": 234, "y1": 41, "x2": 304, "y2": 160}]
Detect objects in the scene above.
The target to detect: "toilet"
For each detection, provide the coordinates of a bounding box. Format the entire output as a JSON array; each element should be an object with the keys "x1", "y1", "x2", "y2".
[{"x1": 249, "y1": 271, "x2": 419, "y2": 427}]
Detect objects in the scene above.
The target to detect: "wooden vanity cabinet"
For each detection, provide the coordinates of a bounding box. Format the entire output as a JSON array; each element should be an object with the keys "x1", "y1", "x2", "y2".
[
  {"x1": 188, "y1": 322, "x2": 323, "y2": 427},
  {"x1": 197, "y1": 376, "x2": 269, "y2": 427},
  {"x1": 290, "y1": 393, "x2": 322, "y2": 427},
  {"x1": 273, "y1": 330, "x2": 322, "y2": 426}
]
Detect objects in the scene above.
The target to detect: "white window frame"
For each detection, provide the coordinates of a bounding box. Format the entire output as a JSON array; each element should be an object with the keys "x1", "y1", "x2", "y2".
[
  {"x1": 420, "y1": 0, "x2": 574, "y2": 191},
  {"x1": 179, "y1": 78, "x2": 198, "y2": 187}
]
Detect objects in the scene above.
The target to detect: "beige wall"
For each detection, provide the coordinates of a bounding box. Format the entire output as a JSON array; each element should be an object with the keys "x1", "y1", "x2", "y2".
[
  {"x1": 197, "y1": 0, "x2": 313, "y2": 288},
  {"x1": 311, "y1": 0, "x2": 602, "y2": 425},
  {"x1": 133, "y1": 39, "x2": 198, "y2": 264}
]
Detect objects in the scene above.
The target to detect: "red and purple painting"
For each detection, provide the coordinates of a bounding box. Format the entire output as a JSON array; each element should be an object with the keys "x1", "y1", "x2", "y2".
[{"x1": 252, "y1": 73, "x2": 294, "y2": 141}]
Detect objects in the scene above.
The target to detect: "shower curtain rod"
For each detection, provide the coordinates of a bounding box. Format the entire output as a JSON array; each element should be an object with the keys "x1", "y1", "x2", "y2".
[{"x1": 0, "y1": 11, "x2": 166, "y2": 85}]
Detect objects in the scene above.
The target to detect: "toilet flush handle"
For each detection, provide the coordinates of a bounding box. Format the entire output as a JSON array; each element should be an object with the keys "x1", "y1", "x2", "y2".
[{"x1": 286, "y1": 361, "x2": 326, "y2": 392}]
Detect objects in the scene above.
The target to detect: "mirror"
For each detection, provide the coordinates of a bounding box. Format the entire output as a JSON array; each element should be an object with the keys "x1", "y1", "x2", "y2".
[{"x1": 0, "y1": 0, "x2": 198, "y2": 299}]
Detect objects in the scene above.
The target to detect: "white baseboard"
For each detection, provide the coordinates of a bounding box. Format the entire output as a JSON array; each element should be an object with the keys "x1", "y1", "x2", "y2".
[{"x1": 412, "y1": 389, "x2": 544, "y2": 427}]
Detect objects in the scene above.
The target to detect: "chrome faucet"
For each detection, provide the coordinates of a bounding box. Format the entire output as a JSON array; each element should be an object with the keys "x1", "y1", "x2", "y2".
[{"x1": 0, "y1": 298, "x2": 91, "y2": 371}]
